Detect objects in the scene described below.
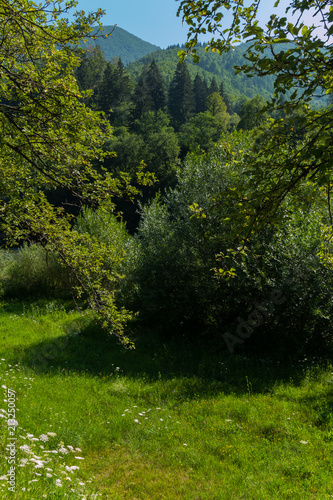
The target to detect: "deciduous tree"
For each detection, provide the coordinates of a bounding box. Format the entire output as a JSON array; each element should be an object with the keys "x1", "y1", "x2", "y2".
[{"x1": 0, "y1": 0, "x2": 149, "y2": 345}]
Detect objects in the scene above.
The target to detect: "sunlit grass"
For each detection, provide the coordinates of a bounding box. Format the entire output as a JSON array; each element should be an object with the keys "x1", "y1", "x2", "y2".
[{"x1": 0, "y1": 299, "x2": 332, "y2": 499}]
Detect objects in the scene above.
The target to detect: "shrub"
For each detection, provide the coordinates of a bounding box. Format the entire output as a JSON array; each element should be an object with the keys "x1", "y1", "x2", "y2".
[{"x1": 127, "y1": 132, "x2": 333, "y2": 355}]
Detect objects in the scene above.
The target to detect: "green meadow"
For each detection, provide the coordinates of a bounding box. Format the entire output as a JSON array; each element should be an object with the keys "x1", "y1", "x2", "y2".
[{"x1": 0, "y1": 299, "x2": 332, "y2": 499}]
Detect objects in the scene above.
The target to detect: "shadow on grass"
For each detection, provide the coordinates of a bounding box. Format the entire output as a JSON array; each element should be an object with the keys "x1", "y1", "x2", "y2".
[{"x1": 11, "y1": 309, "x2": 331, "y2": 398}]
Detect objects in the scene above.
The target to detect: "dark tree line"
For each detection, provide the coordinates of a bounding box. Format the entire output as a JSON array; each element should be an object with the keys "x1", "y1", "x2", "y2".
[{"x1": 75, "y1": 48, "x2": 240, "y2": 130}]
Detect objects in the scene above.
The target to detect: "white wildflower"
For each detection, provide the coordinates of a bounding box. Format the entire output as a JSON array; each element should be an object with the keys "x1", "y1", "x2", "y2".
[{"x1": 65, "y1": 465, "x2": 79, "y2": 472}]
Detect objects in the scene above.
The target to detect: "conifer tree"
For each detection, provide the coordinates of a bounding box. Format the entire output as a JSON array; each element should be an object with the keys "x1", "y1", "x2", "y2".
[
  {"x1": 193, "y1": 73, "x2": 208, "y2": 114},
  {"x1": 219, "y1": 81, "x2": 231, "y2": 114},
  {"x1": 95, "y1": 62, "x2": 115, "y2": 115},
  {"x1": 145, "y1": 59, "x2": 167, "y2": 112},
  {"x1": 75, "y1": 46, "x2": 107, "y2": 94},
  {"x1": 131, "y1": 72, "x2": 154, "y2": 120},
  {"x1": 168, "y1": 62, "x2": 195, "y2": 129},
  {"x1": 95, "y1": 58, "x2": 132, "y2": 124},
  {"x1": 208, "y1": 77, "x2": 219, "y2": 96}
]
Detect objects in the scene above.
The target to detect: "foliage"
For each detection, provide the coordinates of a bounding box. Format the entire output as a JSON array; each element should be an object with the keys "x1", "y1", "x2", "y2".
[
  {"x1": 237, "y1": 95, "x2": 268, "y2": 130},
  {"x1": 103, "y1": 111, "x2": 178, "y2": 193},
  {"x1": 127, "y1": 133, "x2": 333, "y2": 354},
  {"x1": 0, "y1": 0, "x2": 153, "y2": 346},
  {"x1": 178, "y1": 0, "x2": 333, "y2": 241},
  {"x1": 128, "y1": 135, "x2": 252, "y2": 333},
  {"x1": 178, "y1": 111, "x2": 229, "y2": 154}
]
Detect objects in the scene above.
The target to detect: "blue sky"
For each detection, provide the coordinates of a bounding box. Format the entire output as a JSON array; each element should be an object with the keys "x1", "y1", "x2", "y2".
[{"x1": 74, "y1": 0, "x2": 326, "y2": 48}]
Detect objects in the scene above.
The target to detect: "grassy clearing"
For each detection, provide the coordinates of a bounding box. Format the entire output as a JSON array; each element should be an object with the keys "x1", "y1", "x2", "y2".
[{"x1": 0, "y1": 299, "x2": 332, "y2": 499}]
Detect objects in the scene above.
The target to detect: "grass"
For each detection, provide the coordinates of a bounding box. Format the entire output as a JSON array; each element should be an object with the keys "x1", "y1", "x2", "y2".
[{"x1": 0, "y1": 298, "x2": 332, "y2": 499}]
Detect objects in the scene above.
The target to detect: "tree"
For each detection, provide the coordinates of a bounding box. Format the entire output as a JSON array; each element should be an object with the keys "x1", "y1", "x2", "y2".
[
  {"x1": 219, "y1": 81, "x2": 231, "y2": 113},
  {"x1": 0, "y1": 0, "x2": 149, "y2": 346},
  {"x1": 168, "y1": 62, "x2": 195, "y2": 129},
  {"x1": 193, "y1": 73, "x2": 208, "y2": 113},
  {"x1": 207, "y1": 77, "x2": 219, "y2": 96},
  {"x1": 177, "y1": 0, "x2": 333, "y2": 244},
  {"x1": 75, "y1": 45, "x2": 107, "y2": 95},
  {"x1": 131, "y1": 60, "x2": 167, "y2": 119},
  {"x1": 206, "y1": 92, "x2": 227, "y2": 118},
  {"x1": 178, "y1": 111, "x2": 228, "y2": 154},
  {"x1": 145, "y1": 59, "x2": 167, "y2": 112},
  {"x1": 237, "y1": 95, "x2": 268, "y2": 131},
  {"x1": 131, "y1": 70, "x2": 154, "y2": 120},
  {"x1": 95, "y1": 58, "x2": 132, "y2": 125}
]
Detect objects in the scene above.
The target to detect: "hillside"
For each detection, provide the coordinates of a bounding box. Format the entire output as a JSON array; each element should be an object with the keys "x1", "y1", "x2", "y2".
[
  {"x1": 126, "y1": 43, "x2": 276, "y2": 100},
  {"x1": 83, "y1": 25, "x2": 161, "y2": 65}
]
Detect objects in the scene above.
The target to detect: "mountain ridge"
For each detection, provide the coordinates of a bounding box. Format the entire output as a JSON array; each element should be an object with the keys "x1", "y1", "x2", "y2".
[{"x1": 83, "y1": 25, "x2": 161, "y2": 65}]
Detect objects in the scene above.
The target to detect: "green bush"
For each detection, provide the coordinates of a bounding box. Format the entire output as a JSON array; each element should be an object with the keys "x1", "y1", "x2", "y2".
[
  {"x1": 128, "y1": 136, "x2": 251, "y2": 333},
  {"x1": 126, "y1": 132, "x2": 333, "y2": 355}
]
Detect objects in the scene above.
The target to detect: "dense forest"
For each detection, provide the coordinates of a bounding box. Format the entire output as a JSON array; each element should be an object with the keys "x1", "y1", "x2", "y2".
[{"x1": 74, "y1": 48, "x2": 268, "y2": 225}]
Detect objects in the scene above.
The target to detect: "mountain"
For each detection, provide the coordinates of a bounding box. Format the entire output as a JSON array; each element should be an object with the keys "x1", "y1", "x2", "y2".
[{"x1": 83, "y1": 26, "x2": 161, "y2": 65}]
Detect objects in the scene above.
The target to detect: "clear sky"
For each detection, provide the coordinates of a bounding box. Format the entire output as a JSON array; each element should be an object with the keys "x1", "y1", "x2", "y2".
[{"x1": 74, "y1": 0, "x2": 326, "y2": 48}]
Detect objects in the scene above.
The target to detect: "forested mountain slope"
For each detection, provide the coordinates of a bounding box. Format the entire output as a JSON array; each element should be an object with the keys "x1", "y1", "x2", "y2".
[
  {"x1": 82, "y1": 25, "x2": 161, "y2": 65},
  {"x1": 126, "y1": 43, "x2": 276, "y2": 100}
]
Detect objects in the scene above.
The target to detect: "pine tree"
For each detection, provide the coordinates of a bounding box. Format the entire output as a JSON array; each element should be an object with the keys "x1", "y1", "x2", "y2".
[
  {"x1": 95, "y1": 58, "x2": 132, "y2": 124},
  {"x1": 193, "y1": 73, "x2": 208, "y2": 114},
  {"x1": 168, "y1": 62, "x2": 195, "y2": 129},
  {"x1": 75, "y1": 46, "x2": 106, "y2": 93},
  {"x1": 131, "y1": 72, "x2": 154, "y2": 120},
  {"x1": 219, "y1": 81, "x2": 231, "y2": 113},
  {"x1": 146, "y1": 59, "x2": 167, "y2": 112},
  {"x1": 208, "y1": 77, "x2": 219, "y2": 96}
]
